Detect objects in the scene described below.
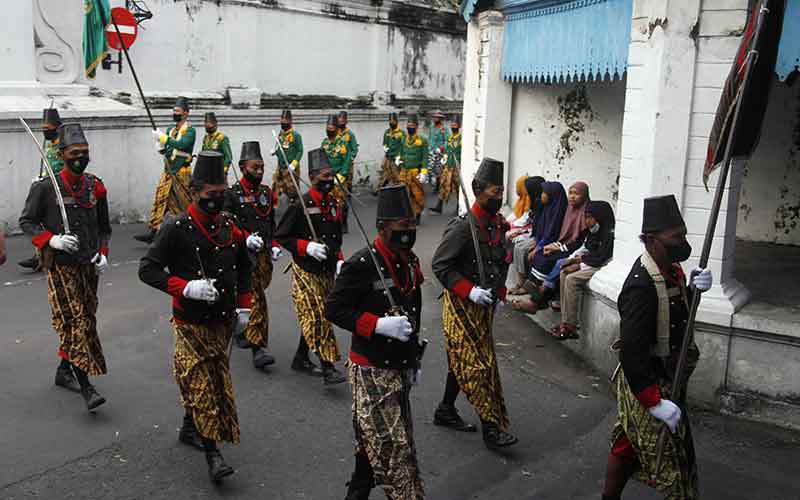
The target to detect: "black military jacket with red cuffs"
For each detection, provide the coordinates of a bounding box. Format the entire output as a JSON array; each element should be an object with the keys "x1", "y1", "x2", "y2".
[
  {"x1": 325, "y1": 237, "x2": 422, "y2": 369},
  {"x1": 138, "y1": 204, "x2": 252, "y2": 325},
  {"x1": 223, "y1": 176, "x2": 279, "y2": 249},
  {"x1": 19, "y1": 169, "x2": 111, "y2": 265},
  {"x1": 275, "y1": 187, "x2": 344, "y2": 274},
  {"x1": 432, "y1": 203, "x2": 510, "y2": 301},
  {"x1": 618, "y1": 258, "x2": 695, "y2": 409}
]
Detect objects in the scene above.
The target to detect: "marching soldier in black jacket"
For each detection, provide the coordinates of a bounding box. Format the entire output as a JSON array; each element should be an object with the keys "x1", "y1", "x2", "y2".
[
  {"x1": 19, "y1": 123, "x2": 111, "y2": 412},
  {"x1": 276, "y1": 148, "x2": 347, "y2": 385},
  {"x1": 326, "y1": 184, "x2": 425, "y2": 500},
  {"x1": 431, "y1": 157, "x2": 518, "y2": 450},
  {"x1": 139, "y1": 151, "x2": 264, "y2": 483},
  {"x1": 224, "y1": 141, "x2": 282, "y2": 371},
  {"x1": 602, "y1": 195, "x2": 712, "y2": 500}
]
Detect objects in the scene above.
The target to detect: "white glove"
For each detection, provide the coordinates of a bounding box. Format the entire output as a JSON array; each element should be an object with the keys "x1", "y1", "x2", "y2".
[
  {"x1": 92, "y1": 253, "x2": 109, "y2": 275},
  {"x1": 246, "y1": 233, "x2": 264, "y2": 252},
  {"x1": 468, "y1": 286, "x2": 494, "y2": 306},
  {"x1": 690, "y1": 267, "x2": 713, "y2": 292},
  {"x1": 151, "y1": 128, "x2": 163, "y2": 141},
  {"x1": 336, "y1": 259, "x2": 345, "y2": 276},
  {"x1": 394, "y1": 157, "x2": 403, "y2": 167},
  {"x1": 374, "y1": 315, "x2": 412, "y2": 342},
  {"x1": 648, "y1": 399, "x2": 682, "y2": 434},
  {"x1": 154, "y1": 139, "x2": 163, "y2": 154},
  {"x1": 182, "y1": 279, "x2": 219, "y2": 302},
  {"x1": 382, "y1": 145, "x2": 389, "y2": 152},
  {"x1": 49, "y1": 234, "x2": 79, "y2": 254},
  {"x1": 417, "y1": 173, "x2": 427, "y2": 184},
  {"x1": 307, "y1": 241, "x2": 328, "y2": 262},
  {"x1": 271, "y1": 246, "x2": 283, "y2": 261}
]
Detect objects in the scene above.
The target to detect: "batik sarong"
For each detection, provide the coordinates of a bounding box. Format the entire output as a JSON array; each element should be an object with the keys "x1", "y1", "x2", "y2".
[
  {"x1": 147, "y1": 167, "x2": 192, "y2": 231},
  {"x1": 243, "y1": 251, "x2": 273, "y2": 348},
  {"x1": 438, "y1": 165, "x2": 459, "y2": 203},
  {"x1": 290, "y1": 263, "x2": 340, "y2": 363},
  {"x1": 398, "y1": 168, "x2": 425, "y2": 217}
]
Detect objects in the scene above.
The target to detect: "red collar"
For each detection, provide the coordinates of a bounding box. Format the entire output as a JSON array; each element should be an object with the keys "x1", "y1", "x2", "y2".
[
  {"x1": 59, "y1": 168, "x2": 88, "y2": 202},
  {"x1": 188, "y1": 203, "x2": 220, "y2": 228},
  {"x1": 470, "y1": 202, "x2": 503, "y2": 247},
  {"x1": 60, "y1": 167, "x2": 82, "y2": 187},
  {"x1": 374, "y1": 237, "x2": 416, "y2": 295},
  {"x1": 239, "y1": 175, "x2": 259, "y2": 194},
  {"x1": 308, "y1": 187, "x2": 332, "y2": 207},
  {"x1": 375, "y1": 236, "x2": 408, "y2": 265},
  {"x1": 471, "y1": 202, "x2": 496, "y2": 222}
]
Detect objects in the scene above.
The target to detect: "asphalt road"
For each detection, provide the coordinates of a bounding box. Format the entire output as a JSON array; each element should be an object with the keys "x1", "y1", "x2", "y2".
[{"x1": 1, "y1": 192, "x2": 799, "y2": 500}]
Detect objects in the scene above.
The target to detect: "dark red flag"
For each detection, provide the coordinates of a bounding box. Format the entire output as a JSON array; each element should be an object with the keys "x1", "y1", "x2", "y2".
[{"x1": 704, "y1": 0, "x2": 786, "y2": 187}]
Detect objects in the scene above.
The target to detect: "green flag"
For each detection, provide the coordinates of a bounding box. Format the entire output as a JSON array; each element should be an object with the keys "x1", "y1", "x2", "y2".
[{"x1": 83, "y1": 0, "x2": 110, "y2": 79}]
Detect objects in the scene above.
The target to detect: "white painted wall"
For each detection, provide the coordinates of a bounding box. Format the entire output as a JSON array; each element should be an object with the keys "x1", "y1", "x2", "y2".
[{"x1": 507, "y1": 81, "x2": 625, "y2": 207}]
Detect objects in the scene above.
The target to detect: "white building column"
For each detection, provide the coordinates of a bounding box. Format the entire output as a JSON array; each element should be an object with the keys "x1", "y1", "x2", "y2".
[
  {"x1": 0, "y1": 0, "x2": 38, "y2": 95},
  {"x1": 461, "y1": 10, "x2": 513, "y2": 207}
]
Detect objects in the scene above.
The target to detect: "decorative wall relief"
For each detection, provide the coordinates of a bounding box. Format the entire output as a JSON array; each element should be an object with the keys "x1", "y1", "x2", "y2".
[{"x1": 33, "y1": 0, "x2": 79, "y2": 84}]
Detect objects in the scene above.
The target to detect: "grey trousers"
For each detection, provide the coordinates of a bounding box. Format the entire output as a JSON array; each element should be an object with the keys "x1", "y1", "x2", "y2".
[
  {"x1": 512, "y1": 235, "x2": 536, "y2": 276},
  {"x1": 559, "y1": 267, "x2": 598, "y2": 326}
]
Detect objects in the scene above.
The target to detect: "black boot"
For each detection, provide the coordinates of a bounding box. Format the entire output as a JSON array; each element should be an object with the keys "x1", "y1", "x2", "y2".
[
  {"x1": 482, "y1": 421, "x2": 518, "y2": 450},
  {"x1": 430, "y1": 199, "x2": 444, "y2": 214},
  {"x1": 344, "y1": 452, "x2": 374, "y2": 500},
  {"x1": 18, "y1": 254, "x2": 41, "y2": 271},
  {"x1": 291, "y1": 337, "x2": 323, "y2": 376},
  {"x1": 252, "y1": 347, "x2": 276, "y2": 370},
  {"x1": 178, "y1": 413, "x2": 205, "y2": 451},
  {"x1": 433, "y1": 403, "x2": 477, "y2": 432},
  {"x1": 74, "y1": 366, "x2": 106, "y2": 412},
  {"x1": 203, "y1": 439, "x2": 234, "y2": 482},
  {"x1": 322, "y1": 362, "x2": 346, "y2": 385},
  {"x1": 54, "y1": 360, "x2": 81, "y2": 392},
  {"x1": 133, "y1": 229, "x2": 156, "y2": 244}
]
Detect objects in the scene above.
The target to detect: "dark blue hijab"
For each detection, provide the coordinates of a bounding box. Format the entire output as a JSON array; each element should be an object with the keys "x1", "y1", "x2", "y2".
[{"x1": 533, "y1": 181, "x2": 568, "y2": 248}]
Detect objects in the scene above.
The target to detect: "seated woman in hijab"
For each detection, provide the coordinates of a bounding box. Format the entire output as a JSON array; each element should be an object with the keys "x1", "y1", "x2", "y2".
[
  {"x1": 548, "y1": 201, "x2": 615, "y2": 339},
  {"x1": 511, "y1": 181, "x2": 589, "y2": 312},
  {"x1": 507, "y1": 176, "x2": 545, "y2": 295}
]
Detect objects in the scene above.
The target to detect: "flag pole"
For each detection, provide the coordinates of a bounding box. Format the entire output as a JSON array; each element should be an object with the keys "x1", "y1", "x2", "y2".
[{"x1": 649, "y1": 0, "x2": 774, "y2": 484}]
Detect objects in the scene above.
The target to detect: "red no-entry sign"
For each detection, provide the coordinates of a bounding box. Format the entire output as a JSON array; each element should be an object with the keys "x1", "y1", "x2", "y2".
[{"x1": 105, "y1": 7, "x2": 138, "y2": 51}]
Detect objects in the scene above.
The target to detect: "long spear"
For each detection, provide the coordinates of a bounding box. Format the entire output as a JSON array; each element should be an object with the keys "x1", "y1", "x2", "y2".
[
  {"x1": 455, "y1": 163, "x2": 487, "y2": 288},
  {"x1": 650, "y1": 0, "x2": 776, "y2": 483}
]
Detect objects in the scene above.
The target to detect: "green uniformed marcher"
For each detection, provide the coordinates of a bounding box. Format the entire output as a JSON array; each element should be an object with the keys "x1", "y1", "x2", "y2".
[
  {"x1": 323, "y1": 114, "x2": 353, "y2": 232},
  {"x1": 378, "y1": 112, "x2": 405, "y2": 191},
  {"x1": 135, "y1": 96, "x2": 196, "y2": 243},
  {"x1": 336, "y1": 111, "x2": 357, "y2": 232},
  {"x1": 201, "y1": 112, "x2": 233, "y2": 179},
  {"x1": 431, "y1": 114, "x2": 462, "y2": 214},
  {"x1": 397, "y1": 114, "x2": 428, "y2": 220},
  {"x1": 272, "y1": 109, "x2": 304, "y2": 202},
  {"x1": 19, "y1": 107, "x2": 64, "y2": 271}
]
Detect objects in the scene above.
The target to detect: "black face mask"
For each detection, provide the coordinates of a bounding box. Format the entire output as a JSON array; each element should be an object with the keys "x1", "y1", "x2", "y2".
[
  {"x1": 665, "y1": 239, "x2": 692, "y2": 263},
  {"x1": 281, "y1": 123, "x2": 291, "y2": 131},
  {"x1": 390, "y1": 229, "x2": 416, "y2": 250},
  {"x1": 173, "y1": 113, "x2": 183, "y2": 123},
  {"x1": 451, "y1": 127, "x2": 459, "y2": 134},
  {"x1": 198, "y1": 194, "x2": 224, "y2": 216},
  {"x1": 244, "y1": 171, "x2": 263, "y2": 185},
  {"x1": 483, "y1": 197, "x2": 502, "y2": 215},
  {"x1": 326, "y1": 130, "x2": 337, "y2": 139},
  {"x1": 407, "y1": 127, "x2": 416, "y2": 135},
  {"x1": 44, "y1": 129, "x2": 58, "y2": 141},
  {"x1": 317, "y1": 180, "x2": 335, "y2": 194},
  {"x1": 205, "y1": 126, "x2": 216, "y2": 134},
  {"x1": 68, "y1": 156, "x2": 90, "y2": 174},
  {"x1": 338, "y1": 123, "x2": 346, "y2": 129},
  {"x1": 389, "y1": 123, "x2": 398, "y2": 129}
]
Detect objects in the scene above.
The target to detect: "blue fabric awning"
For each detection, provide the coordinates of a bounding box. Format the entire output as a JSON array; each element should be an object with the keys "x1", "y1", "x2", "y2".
[
  {"x1": 500, "y1": 0, "x2": 633, "y2": 83},
  {"x1": 776, "y1": 0, "x2": 800, "y2": 81}
]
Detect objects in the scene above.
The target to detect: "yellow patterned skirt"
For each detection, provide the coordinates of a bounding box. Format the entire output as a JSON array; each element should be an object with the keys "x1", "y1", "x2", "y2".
[
  {"x1": 438, "y1": 165, "x2": 459, "y2": 203},
  {"x1": 611, "y1": 367, "x2": 698, "y2": 500},
  {"x1": 173, "y1": 320, "x2": 240, "y2": 444},
  {"x1": 441, "y1": 290, "x2": 509, "y2": 430},
  {"x1": 243, "y1": 251, "x2": 273, "y2": 348},
  {"x1": 333, "y1": 169, "x2": 354, "y2": 211},
  {"x1": 147, "y1": 167, "x2": 192, "y2": 231},
  {"x1": 349, "y1": 364, "x2": 424, "y2": 500},
  {"x1": 272, "y1": 163, "x2": 300, "y2": 201},
  {"x1": 398, "y1": 168, "x2": 425, "y2": 216},
  {"x1": 378, "y1": 158, "x2": 399, "y2": 189},
  {"x1": 290, "y1": 263, "x2": 340, "y2": 363},
  {"x1": 47, "y1": 263, "x2": 106, "y2": 376}
]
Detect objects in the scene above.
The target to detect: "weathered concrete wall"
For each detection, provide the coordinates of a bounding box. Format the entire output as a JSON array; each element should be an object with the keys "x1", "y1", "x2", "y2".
[
  {"x1": 737, "y1": 81, "x2": 800, "y2": 245},
  {"x1": 507, "y1": 82, "x2": 625, "y2": 206},
  {"x1": 0, "y1": 110, "x2": 435, "y2": 232},
  {"x1": 36, "y1": 0, "x2": 465, "y2": 100}
]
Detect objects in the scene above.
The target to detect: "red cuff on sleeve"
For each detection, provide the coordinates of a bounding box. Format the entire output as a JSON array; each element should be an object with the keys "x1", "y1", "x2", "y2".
[
  {"x1": 636, "y1": 384, "x2": 662, "y2": 409},
  {"x1": 497, "y1": 287, "x2": 507, "y2": 301},
  {"x1": 297, "y1": 240, "x2": 309, "y2": 257},
  {"x1": 167, "y1": 276, "x2": 188, "y2": 300},
  {"x1": 31, "y1": 230, "x2": 54, "y2": 249},
  {"x1": 237, "y1": 292, "x2": 253, "y2": 309},
  {"x1": 94, "y1": 180, "x2": 107, "y2": 199},
  {"x1": 355, "y1": 312, "x2": 379, "y2": 339},
  {"x1": 338, "y1": 249, "x2": 345, "y2": 261},
  {"x1": 271, "y1": 239, "x2": 279, "y2": 249},
  {"x1": 99, "y1": 246, "x2": 109, "y2": 257},
  {"x1": 452, "y1": 279, "x2": 474, "y2": 300},
  {"x1": 232, "y1": 226, "x2": 247, "y2": 244}
]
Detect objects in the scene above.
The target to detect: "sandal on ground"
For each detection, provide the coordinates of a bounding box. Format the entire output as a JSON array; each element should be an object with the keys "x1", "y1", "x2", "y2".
[
  {"x1": 508, "y1": 285, "x2": 527, "y2": 296},
  {"x1": 510, "y1": 298, "x2": 539, "y2": 314},
  {"x1": 550, "y1": 324, "x2": 579, "y2": 340}
]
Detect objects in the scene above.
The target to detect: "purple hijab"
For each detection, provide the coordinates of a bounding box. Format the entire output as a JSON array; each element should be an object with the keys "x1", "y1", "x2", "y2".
[{"x1": 533, "y1": 181, "x2": 568, "y2": 249}]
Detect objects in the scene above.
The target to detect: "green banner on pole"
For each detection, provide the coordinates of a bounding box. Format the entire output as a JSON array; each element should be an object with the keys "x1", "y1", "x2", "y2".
[{"x1": 83, "y1": 0, "x2": 110, "y2": 79}]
